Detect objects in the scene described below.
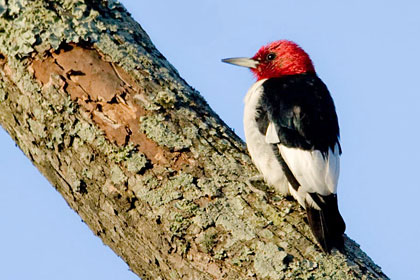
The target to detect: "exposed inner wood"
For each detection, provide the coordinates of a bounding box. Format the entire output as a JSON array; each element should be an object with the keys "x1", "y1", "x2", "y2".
[{"x1": 30, "y1": 44, "x2": 191, "y2": 170}]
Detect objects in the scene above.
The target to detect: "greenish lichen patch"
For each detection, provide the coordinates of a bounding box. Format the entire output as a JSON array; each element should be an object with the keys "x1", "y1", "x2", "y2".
[
  {"x1": 71, "y1": 121, "x2": 97, "y2": 143},
  {"x1": 169, "y1": 213, "x2": 192, "y2": 238},
  {"x1": 283, "y1": 248, "x2": 370, "y2": 280},
  {"x1": 254, "y1": 241, "x2": 287, "y2": 279},
  {"x1": 133, "y1": 93, "x2": 161, "y2": 111},
  {"x1": 0, "y1": 1, "x2": 62, "y2": 56},
  {"x1": 214, "y1": 199, "x2": 255, "y2": 245},
  {"x1": 213, "y1": 249, "x2": 227, "y2": 261},
  {"x1": 169, "y1": 172, "x2": 194, "y2": 188},
  {"x1": 0, "y1": 0, "x2": 138, "y2": 61},
  {"x1": 139, "y1": 114, "x2": 192, "y2": 151},
  {"x1": 174, "y1": 199, "x2": 199, "y2": 216},
  {"x1": 50, "y1": 125, "x2": 64, "y2": 146},
  {"x1": 109, "y1": 143, "x2": 137, "y2": 163},
  {"x1": 196, "y1": 227, "x2": 218, "y2": 254},
  {"x1": 252, "y1": 197, "x2": 294, "y2": 228},
  {"x1": 124, "y1": 152, "x2": 148, "y2": 173},
  {"x1": 231, "y1": 246, "x2": 254, "y2": 267},
  {"x1": 192, "y1": 210, "x2": 215, "y2": 230},
  {"x1": 27, "y1": 118, "x2": 47, "y2": 138},
  {"x1": 230, "y1": 196, "x2": 247, "y2": 215},
  {"x1": 17, "y1": 95, "x2": 31, "y2": 113},
  {"x1": 258, "y1": 228, "x2": 274, "y2": 240},
  {"x1": 197, "y1": 178, "x2": 221, "y2": 198},
  {"x1": 0, "y1": 89, "x2": 6, "y2": 102},
  {"x1": 170, "y1": 172, "x2": 202, "y2": 201},
  {"x1": 154, "y1": 90, "x2": 177, "y2": 109},
  {"x1": 208, "y1": 152, "x2": 244, "y2": 177},
  {"x1": 130, "y1": 173, "x2": 191, "y2": 207},
  {"x1": 110, "y1": 165, "x2": 126, "y2": 184},
  {"x1": 172, "y1": 237, "x2": 190, "y2": 257},
  {"x1": 82, "y1": 168, "x2": 93, "y2": 180}
]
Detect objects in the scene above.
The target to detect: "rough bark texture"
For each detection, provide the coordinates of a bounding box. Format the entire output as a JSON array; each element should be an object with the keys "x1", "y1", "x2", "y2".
[{"x1": 0, "y1": 1, "x2": 388, "y2": 279}]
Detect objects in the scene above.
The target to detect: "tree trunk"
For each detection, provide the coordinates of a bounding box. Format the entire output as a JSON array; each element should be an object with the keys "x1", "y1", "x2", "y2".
[{"x1": 0, "y1": 1, "x2": 387, "y2": 279}]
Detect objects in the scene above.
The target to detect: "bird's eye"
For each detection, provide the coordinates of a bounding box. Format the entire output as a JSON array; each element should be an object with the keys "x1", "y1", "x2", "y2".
[{"x1": 266, "y1": 53, "x2": 276, "y2": 61}]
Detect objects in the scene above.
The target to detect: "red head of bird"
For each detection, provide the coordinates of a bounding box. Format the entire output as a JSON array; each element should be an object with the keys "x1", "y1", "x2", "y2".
[{"x1": 222, "y1": 40, "x2": 315, "y2": 80}]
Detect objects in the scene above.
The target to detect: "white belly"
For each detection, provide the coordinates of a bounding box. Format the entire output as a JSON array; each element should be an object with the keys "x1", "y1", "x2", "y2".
[{"x1": 243, "y1": 80, "x2": 289, "y2": 195}]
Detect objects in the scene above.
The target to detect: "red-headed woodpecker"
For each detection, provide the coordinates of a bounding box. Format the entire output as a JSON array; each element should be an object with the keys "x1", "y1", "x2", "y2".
[{"x1": 222, "y1": 40, "x2": 345, "y2": 253}]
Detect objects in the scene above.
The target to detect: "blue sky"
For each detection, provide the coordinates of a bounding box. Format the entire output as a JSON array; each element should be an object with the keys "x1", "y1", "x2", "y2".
[{"x1": 1, "y1": 1, "x2": 419, "y2": 279}]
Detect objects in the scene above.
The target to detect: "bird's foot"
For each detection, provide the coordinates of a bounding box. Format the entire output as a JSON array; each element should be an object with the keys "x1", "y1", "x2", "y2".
[{"x1": 245, "y1": 175, "x2": 267, "y2": 200}]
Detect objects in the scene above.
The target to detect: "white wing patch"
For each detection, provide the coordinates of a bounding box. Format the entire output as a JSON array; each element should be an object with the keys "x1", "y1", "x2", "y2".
[
  {"x1": 278, "y1": 144, "x2": 340, "y2": 196},
  {"x1": 265, "y1": 122, "x2": 280, "y2": 144}
]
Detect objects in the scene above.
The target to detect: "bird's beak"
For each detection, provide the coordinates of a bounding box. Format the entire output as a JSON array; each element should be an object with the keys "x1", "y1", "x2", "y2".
[{"x1": 221, "y1": 57, "x2": 259, "y2": 69}]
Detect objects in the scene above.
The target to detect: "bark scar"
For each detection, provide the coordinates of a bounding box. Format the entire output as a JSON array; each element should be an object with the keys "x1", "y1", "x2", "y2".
[{"x1": 29, "y1": 43, "x2": 190, "y2": 169}]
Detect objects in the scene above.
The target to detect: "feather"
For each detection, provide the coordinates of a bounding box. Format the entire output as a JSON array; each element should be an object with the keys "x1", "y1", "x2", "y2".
[
  {"x1": 305, "y1": 193, "x2": 345, "y2": 253},
  {"x1": 278, "y1": 144, "x2": 340, "y2": 196},
  {"x1": 265, "y1": 122, "x2": 280, "y2": 143}
]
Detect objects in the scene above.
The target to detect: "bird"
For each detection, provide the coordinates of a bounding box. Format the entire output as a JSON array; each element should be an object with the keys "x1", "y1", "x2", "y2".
[{"x1": 222, "y1": 40, "x2": 345, "y2": 253}]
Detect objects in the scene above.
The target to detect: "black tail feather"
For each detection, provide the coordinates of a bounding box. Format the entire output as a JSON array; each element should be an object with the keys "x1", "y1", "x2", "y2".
[{"x1": 305, "y1": 193, "x2": 346, "y2": 253}]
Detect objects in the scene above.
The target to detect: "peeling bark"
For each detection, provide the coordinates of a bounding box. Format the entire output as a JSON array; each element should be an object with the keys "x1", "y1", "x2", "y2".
[{"x1": 0, "y1": 1, "x2": 388, "y2": 279}]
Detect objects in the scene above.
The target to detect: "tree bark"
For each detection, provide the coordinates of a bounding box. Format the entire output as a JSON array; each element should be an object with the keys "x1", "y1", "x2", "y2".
[{"x1": 0, "y1": 1, "x2": 387, "y2": 279}]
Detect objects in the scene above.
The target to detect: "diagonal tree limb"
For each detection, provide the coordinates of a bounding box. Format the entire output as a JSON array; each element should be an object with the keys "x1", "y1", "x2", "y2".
[{"x1": 0, "y1": 1, "x2": 387, "y2": 279}]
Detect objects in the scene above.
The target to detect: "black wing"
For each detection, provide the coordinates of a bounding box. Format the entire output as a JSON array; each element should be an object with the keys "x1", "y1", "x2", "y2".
[{"x1": 257, "y1": 73, "x2": 341, "y2": 155}]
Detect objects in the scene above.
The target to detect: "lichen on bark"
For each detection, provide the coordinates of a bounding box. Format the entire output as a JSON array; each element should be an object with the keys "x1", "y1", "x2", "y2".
[{"x1": 0, "y1": 1, "x2": 388, "y2": 279}]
